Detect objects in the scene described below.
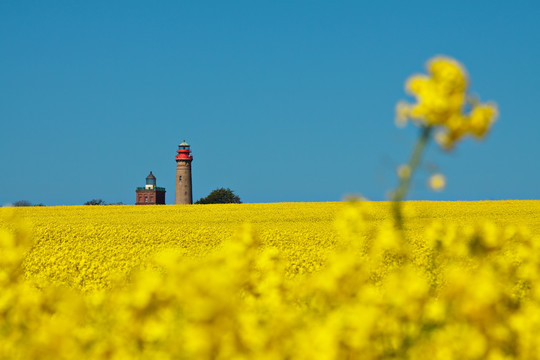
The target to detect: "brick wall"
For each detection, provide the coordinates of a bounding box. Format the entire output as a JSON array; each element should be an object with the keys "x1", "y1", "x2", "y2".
[{"x1": 135, "y1": 189, "x2": 166, "y2": 205}]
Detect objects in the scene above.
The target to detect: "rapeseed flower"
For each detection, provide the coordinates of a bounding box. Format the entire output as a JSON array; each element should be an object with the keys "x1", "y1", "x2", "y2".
[
  {"x1": 428, "y1": 173, "x2": 446, "y2": 191},
  {"x1": 397, "y1": 55, "x2": 498, "y2": 150}
]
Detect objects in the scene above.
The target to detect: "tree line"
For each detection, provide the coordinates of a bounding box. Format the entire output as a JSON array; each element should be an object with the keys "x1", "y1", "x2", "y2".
[{"x1": 10, "y1": 188, "x2": 241, "y2": 206}]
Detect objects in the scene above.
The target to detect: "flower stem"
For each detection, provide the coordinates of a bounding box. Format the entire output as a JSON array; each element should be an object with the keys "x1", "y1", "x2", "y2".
[{"x1": 392, "y1": 125, "x2": 432, "y2": 230}]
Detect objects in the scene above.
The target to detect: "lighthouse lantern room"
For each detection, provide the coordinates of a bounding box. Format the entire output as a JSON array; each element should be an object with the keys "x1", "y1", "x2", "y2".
[{"x1": 145, "y1": 171, "x2": 157, "y2": 189}]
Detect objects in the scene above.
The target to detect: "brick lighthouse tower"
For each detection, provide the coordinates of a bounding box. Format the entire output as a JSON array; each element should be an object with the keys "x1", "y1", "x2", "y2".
[{"x1": 175, "y1": 140, "x2": 193, "y2": 204}]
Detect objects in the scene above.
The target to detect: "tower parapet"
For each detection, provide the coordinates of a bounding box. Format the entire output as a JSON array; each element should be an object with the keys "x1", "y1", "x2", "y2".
[{"x1": 175, "y1": 140, "x2": 193, "y2": 204}]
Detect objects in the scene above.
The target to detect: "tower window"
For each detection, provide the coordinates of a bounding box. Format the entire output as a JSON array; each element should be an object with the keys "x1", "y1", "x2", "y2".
[
  {"x1": 179, "y1": 176, "x2": 182, "y2": 181},
  {"x1": 145, "y1": 196, "x2": 148, "y2": 203}
]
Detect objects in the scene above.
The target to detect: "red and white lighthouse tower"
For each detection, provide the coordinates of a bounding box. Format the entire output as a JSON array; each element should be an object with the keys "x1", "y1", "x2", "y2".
[{"x1": 175, "y1": 140, "x2": 193, "y2": 204}]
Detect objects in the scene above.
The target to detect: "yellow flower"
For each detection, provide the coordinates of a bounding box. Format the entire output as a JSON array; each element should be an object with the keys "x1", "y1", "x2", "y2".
[
  {"x1": 406, "y1": 74, "x2": 431, "y2": 96},
  {"x1": 428, "y1": 56, "x2": 468, "y2": 95},
  {"x1": 469, "y1": 103, "x2": 498, "y2": 138},
  {"x1": 397, "y1": 56, "x2": 498, "y2": 150},
  {"x1": 403, "y1": 56, "x2": 468, "y2": 127},
  {"x1": 429, "y1": 173, "x2": 446, "y2": 191}
]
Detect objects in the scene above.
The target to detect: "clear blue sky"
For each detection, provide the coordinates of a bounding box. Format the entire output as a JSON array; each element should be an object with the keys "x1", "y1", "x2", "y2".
[{"x1": 1, "y1": 1, "x2": 539, "y2": 205}]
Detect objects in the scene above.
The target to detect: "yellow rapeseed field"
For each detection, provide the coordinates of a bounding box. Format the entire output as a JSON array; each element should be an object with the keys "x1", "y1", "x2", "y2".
[
  {"x1": 4, "y1": 201, "x2": 539, "y2": 292},
  {"x1": 1, "y1": 201, "x2": 540, "y2": 359}
]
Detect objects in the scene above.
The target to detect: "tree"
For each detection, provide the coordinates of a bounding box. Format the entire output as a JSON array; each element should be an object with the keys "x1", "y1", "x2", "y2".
[
  {"x1": 195, "y1": 188, "x2": 242, "y2": 204},
  {"x1": 84, "y1": 199, "x2": 106, "y2": 205},
  {"x1": 13, "y1": 200, "x2": 32, "y2": 207}
]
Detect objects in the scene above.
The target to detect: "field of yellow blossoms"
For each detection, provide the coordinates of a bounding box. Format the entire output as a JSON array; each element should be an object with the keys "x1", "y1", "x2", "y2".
[{"x1": 1, "y1": 201, "x2": 539, "y2": 359}]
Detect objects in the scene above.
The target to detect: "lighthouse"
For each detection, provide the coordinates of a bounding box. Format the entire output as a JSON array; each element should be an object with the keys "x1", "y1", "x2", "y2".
[
  {"x1": 175, "y1": 140, "x2": 193, "y2": 204},
  {"x1": 135, "y1": 171, "x2": 166, "y2": 205}
]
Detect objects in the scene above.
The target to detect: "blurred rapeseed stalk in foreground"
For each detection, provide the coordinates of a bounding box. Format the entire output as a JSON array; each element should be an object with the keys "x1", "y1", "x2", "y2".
[{"x1": 393, "y1": 56, "x2": 498, "y2": 229}]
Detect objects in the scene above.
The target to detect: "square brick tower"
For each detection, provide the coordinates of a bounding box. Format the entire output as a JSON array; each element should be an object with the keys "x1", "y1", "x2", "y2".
[{"x1": 136, "y1": 171, "x2": 166, "y2": 205}]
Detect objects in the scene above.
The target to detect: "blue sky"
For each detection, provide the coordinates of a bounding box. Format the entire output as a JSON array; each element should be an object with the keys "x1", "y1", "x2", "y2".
[{"x1": 1, "y1": 1, "x2": 539, "y2": 205}]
